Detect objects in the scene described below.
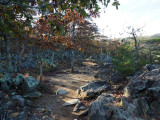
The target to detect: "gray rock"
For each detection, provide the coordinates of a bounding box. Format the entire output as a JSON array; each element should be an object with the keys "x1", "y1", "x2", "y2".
[
  {"x1": 46, "y1": 106, "x2": 52, "y2": 112},
  {"x1": 113, "y1": 106, "x2": 143, "y2": 120},
  {"x1": 124, "y1": 79, "x2": 149, "y2": 97},
  {"x1": 79, "y1": 106, "x2": 86, "y2": 110},
  {"x1": 150, "y1": 100, "x2": 160, "y2": 119},
  {"x1": 112, "y1": 107, "x2": 129, "y2": 120},
  {"x1": 56, "y1": 88, "x2": 69, "y2": 95},
  {"x1": 133, "y1": 97, "x2": 151, "y2": 119},
  {"x1": 73, "y1": 101, "x2": 83, "y2": 112},
  {"x1": 23, "y1": 91, "x2": 42, "y2": 98},
  {"x1": 147, "y1": 86, "x2": 160, "y2": 100},
  {"x1": 12, "y1": 74, "x2": 25, "y2": 86},
  {"x1": 133, "y1": 98, "x2": 143, "y2": 116},
  {"x1": 110, "y1": 72, "x2": 123, "y2": 84},
  {"x1": 7, "y1": 101, "x2": 16, "y2": 108},
  {"x1": 133, "y1": 64, "x2": 159, "y2": 77},
  {"x1": 25, "y1": 100, "x2": 33, "y2": 106},
  {"x1": 121, "y1": 97, "x2": 130, "y2": 110},
  {"x1": 16, "y1": 111, "x2": 28, "y2": 120},
  {"x1": 44, "y1": 117, "x2": 53, "y2": 120},
  {"x1": 62, "y1": 99, "x2": 79, "y2": 107},
  {"x1": 12, "y1": 95, "x2": 25, "y2": 107},
  {"x1": 142, "y1": 64, "x2": 157, "y2": 72},
  {"x1": 79, "y1": 81, "x2": 110, "y2": 99},
  {"x1": 126, "y1": 103, "x2": 136, "y2": 114},
  {"x1": 0, "y1": 77, "x2": 11, "y2": 91},
  {"x1": 22, "y1": 76, "x2": 39, "y2": 93},
  {"x1": 79, "y1": 108, "x2": 89, "y2": 117},
  {"x1": 88, "y1": 93, "x2": 114, "y2": 120},
  {"x1": 139, "y1": 98, "x2": 151, "y2": 119}
]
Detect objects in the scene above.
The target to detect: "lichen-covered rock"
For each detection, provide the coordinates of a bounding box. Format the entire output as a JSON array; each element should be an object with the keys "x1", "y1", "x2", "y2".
[
  {"x1": 124, "y1": 65, "x2": 160, "y2": 97},
  {"x1": 133, "y1": 64, "x2": 160, "y2": 77},
  {"x1": 79, "y1": 81, "x2": 110, "y2": 99},
  {"x1": 112, "y1": 107, "x2": 143, "y2": 120},
  {"x1": 22, "y1": 76, "x2": 39, "y2": 93},
  {"x1": 88, "y1": 93, "x2": 114, "y2": 120},
  {"x1": 124, "y1": 80, "x2": 149, "y2": 97},
  {"x1": 147, "y1": 86, "x2": 160, "y2": 100},
  {"x1": 123, "y1": 65, "x2": 160, "y2": 119},
  {"x1": 12, "y1": 74, "x2": 25, "y2": 86},
  {"x1": 0, "y1": 77, "x2": 11, "y2": 91}
]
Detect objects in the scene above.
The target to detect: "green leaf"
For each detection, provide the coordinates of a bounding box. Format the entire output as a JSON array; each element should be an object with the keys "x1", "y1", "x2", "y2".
[
  {"x1": 58, "y1": 5, "x2": 61, "y2": 11},
  {"x1": 112, "y1": 1, "x2": 120, "y2": 10}
]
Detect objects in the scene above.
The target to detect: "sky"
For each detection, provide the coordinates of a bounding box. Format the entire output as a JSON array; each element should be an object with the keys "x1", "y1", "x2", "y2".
[{"x1": 93, "y1": 0, "x2": 160, "y2": 38}]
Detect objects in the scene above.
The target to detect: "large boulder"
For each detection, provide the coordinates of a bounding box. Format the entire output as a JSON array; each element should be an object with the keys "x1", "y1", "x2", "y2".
[
  {"x1": 79, "y1": 81, "x2": 110, "y2": 99},
  {"x1": 150, "y1": 100, "x2": 160, "y2": 119},
  {"x1": 88, "y1": 93, "x2": 143, "y2": 120},
  {"x1": 132, "y1": 97, "x2": 152, "y2": 119},
  {"x1": 88, "y1": 93, "x2": 114, "y2": 120},
  {"x1": 133, "y1": 64, "x2": 160, "y2": 77},
  {"x1": 124, "y1": 79, "x2": 149, "y2": 97},
  {"x1": 22, "y1": 76, "x2": 39, "y2": 93},
  {"x1": 124, "y1": 65, "x2": 160, "y2": 97},
  {"x1": 12, "y1": 74, "x2": 39, "y2": 93},
  {"x1": 147, "y1": 86, "x2": 160, "y2": 100},
  {"x1": 0, "y1": 76, "x2": 12, "y2": 91},
  {"x1": 123, "y1": 64, "x2": 160, "y2": 119},
  {"x1": 12, "y1": 74, "x2": 25, "y2": 86},
  {"x1": 142, "y1": 64, "x2": 159, "y2": 72}
]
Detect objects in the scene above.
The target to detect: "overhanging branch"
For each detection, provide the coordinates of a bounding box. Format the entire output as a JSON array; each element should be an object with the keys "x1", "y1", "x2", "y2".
[{"x1": 1, "y1": 0, "x2": 57, "y2": 9}]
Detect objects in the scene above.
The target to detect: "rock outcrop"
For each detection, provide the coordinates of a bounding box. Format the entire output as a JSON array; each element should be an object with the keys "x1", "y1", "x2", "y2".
[
  {"x1": 79, "y1": 81, "x2": 110, "y2": 99},
  {"x1": 123, "y1": 64, "x2": 160, "y2": 119}
]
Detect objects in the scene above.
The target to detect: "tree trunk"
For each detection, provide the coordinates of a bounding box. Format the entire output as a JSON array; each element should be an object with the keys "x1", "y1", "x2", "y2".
[
  {"x1": 71, "y1": 50, "x2": 75, "y2": 73},
  {"x1": 39, "y1": 60, "x2": 43, "y2": 84},
  {"x1": 71, "y1": 23, "x2": 75, "y2": 73},
  {"x1": 6, "y1": 36, "x2": 12, "y2": 73},
  {"x1": 81, "y1": 45, "x2": 83, "y2": 59},
  {"x1": 100, "y1": 41, "x2": 103, "y2": 63},
  {"x1": 133, "y1": 33, "x2": 139, "y2": 65},
  {"x1": 149, "y1": 49, "x2": 152, "y2": 63},
  {"x1": 51, "y1": 51, "x2": 54, "y2": 67},
  {"x1": 0, "y1": 36, "x2": 4, "y2": 55}
]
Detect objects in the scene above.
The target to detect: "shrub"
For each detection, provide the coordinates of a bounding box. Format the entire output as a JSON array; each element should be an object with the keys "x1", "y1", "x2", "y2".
[{"x1": 112, "y1": 43, "x2": 148, "y2": 76}]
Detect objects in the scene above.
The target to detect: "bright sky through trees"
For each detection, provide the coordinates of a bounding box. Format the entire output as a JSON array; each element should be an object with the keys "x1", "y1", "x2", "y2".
[{"x1": 94, "y1": 0, "x2": 160, "y2": 38}]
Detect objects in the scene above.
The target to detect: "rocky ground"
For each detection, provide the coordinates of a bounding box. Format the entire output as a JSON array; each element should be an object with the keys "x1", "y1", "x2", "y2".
[{"x1": 0, "y1": 60, "x2": 160, "y2": 120}]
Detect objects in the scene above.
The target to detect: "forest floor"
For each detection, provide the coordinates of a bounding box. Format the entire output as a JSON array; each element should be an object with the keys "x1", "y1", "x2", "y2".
[{"x1": 28, "y1": 59, "x2": 100, "y2": 120}]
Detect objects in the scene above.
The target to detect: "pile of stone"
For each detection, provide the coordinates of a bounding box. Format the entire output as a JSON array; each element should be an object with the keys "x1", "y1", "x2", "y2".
[
  {"x1": 0, "y1": 74, "x2": 41, "y2": 120},
  {"x1": 87, "y1": 64, "x2": 160, "y2": 120}
]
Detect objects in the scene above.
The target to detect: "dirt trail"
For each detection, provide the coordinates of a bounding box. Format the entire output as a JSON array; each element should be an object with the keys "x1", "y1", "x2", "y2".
[{"x1": 29, "y1": 61, "x2": 98, "y2": 120}]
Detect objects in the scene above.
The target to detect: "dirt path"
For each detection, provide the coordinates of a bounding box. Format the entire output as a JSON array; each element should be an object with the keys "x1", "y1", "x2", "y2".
[{"x1": 29, "y1": 61, "x2": 98, "y2": 120}]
